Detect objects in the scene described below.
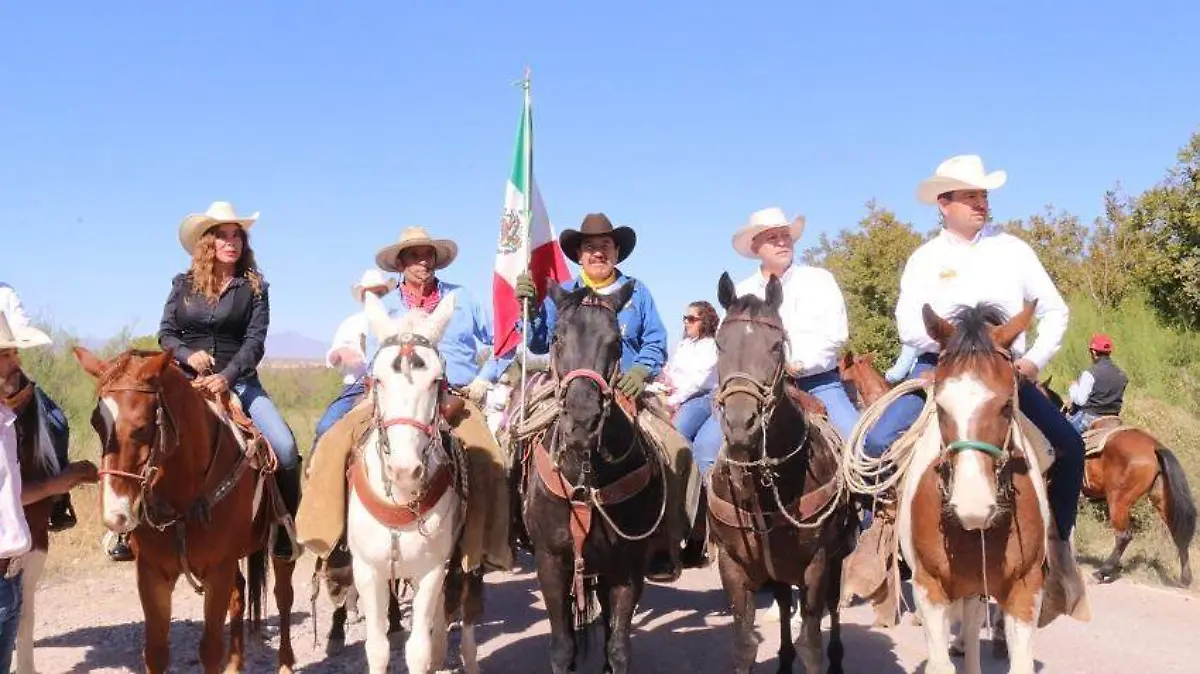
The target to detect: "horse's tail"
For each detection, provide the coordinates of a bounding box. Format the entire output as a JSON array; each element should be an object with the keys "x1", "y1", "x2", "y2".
[
  {"x1": 1155, "y1": 445, "x2": 1197, "y2": 555},
  {"x1": 247, "y1": 549, "x2": 269, "y2": 634}
]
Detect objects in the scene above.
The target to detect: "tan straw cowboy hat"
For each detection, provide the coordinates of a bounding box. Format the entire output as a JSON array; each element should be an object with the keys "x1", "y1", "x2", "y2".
[
  {"x1": 351, "y1": 268, "x2": 397, "y2": 302},
  {"x1": 559, "y1": 213, "x2": 637, "y2": 264},
  {"x1": 916, "y1": 154, "x2": 1007, "y2": 205},
  {"x1": 178, "y1": 201, "x2": 259, "y2": 255},
  {"x1": 0, "y1": 311, "x2": 52, "y2": 350},
  {"x1": 731, "y1": 207, "x2": 806, "y2": 259},
  {"x1": 374, "y1": 226, "x2": 459, "y2": 273}
]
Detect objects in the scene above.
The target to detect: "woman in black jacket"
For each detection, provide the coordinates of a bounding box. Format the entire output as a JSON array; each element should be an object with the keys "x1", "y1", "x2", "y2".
[{"x1": 106, "y1": 201, "x2": 301, "y2": 561}]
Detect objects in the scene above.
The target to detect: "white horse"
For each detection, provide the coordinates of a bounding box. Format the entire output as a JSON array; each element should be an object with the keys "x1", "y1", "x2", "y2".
[{"x1": 347, "y1": 291, "x2": 477, "y2": 674}]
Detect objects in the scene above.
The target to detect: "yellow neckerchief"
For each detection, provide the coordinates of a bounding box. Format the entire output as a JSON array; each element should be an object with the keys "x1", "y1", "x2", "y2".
[{"x1": 580, "y1": 269, "x2": 618, "y2": 290}]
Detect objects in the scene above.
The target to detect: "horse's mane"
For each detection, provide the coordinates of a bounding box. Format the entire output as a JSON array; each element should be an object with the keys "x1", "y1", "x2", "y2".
[{"x1": 940, "y1": 303, "x2": 1011, "y2": 364}]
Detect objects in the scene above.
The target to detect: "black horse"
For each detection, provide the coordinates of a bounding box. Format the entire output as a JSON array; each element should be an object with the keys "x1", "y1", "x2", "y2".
[
  {"x1": 518, "y1": 281, "x2": 668, "y2": 674},
  {"x1": 707, "y1": 272, "x2": 858, "y2": 674}
]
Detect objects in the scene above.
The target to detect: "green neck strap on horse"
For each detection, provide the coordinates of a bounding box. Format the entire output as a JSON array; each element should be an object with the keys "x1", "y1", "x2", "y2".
[{"x1": 947, "y1": 439, "x2": 1006, "y2": 459}]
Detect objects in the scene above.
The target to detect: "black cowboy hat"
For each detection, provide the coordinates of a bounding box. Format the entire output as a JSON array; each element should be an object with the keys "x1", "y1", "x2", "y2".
[{"x1": 559, "y1": 213, "x2": 637, "y2": 264}]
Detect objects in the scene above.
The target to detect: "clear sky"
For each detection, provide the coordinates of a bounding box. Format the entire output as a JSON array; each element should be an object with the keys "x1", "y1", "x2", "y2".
[{"x1": 2, "y1": 1, "x2": 1197, "y2": 350}]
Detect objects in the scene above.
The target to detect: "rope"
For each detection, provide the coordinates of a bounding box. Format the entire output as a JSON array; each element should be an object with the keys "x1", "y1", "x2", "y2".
[{"x1": 839, "y1": 378, "x2": 935, "y2": 503}]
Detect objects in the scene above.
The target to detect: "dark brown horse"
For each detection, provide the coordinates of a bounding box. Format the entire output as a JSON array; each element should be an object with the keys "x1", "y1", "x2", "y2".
[
  {"x1": 73, "y1": 347, "x2": 297, "y2": 674},
  {"x1": 839, "y1": 350, "x2": 892, "y2": 409},
  {"x1": 902, "y1": 302, "x2": 1049, "y2": 674},
  {"x1": 517, "y1": 282, "x2": 667, "y2": 674},
  {"x1": 708, "y1": 272, "x2": 857, "y2": 674},
  {"x1": 3, "y1": 374, "x2": 61, "y2": 674},
  {"x1": 1038, "y1": 379, "x2": 1195, "y2": 585}
]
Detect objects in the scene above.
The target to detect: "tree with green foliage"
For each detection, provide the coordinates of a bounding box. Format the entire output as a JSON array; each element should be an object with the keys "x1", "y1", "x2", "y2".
[
  {"x1": 1081, "y1": 188, "x2": 1150, "y2": 311},
  {"x1": 1128, "y1": 130, "x2": 1200, "y2": 329},
  {"x1": 802, "y1": 201, "x2": 923, "y2": 363}
]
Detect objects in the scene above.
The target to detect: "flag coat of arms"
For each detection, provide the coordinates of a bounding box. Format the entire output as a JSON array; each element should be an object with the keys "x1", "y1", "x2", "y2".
[{"x1": 492, "y1": 81, "x2": 571, "y2": 357}]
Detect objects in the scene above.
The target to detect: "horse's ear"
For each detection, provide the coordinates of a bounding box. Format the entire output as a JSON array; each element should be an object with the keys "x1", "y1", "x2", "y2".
[
  {"x1": 73, "y1": 346, "x2": 106, "y2": 379},
  {"x1": 1042, "y1": 375, "x2": 1053, "y2": 387},
  {"x1": 547, "y1": 282, "x2": 569, "y2": 308},
  {"x1": 764, "y1": 275, "x2": 784, "y2": 312},
  {"x1": 422, "y1": 291, "x2": 457, "y2": 343},
  {"x1": 840, "y1": 350, "x2": 854, "y2": 372},
  {"x1": 991, "y1": 299, "x2": 1037, "y2": 350},
  {"x1": 922, "y1": 304, "x2": 955, "y2": 347},
  {"x1": 611, "y1": 280, "x2": 636, "y2": 312},
  {"x1": 147, "y1": 350, "x2": 174, "y2": 377},
  {"x1": 717, "y1": 272, "x2": 736, "y2": 310},
  {"x1": 363, "y1": 291, "x2": 397, "y2": 342}
]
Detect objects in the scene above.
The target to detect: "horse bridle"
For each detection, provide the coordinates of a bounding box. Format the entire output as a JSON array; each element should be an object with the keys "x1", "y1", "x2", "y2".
[
  {"x1": 936, "y1": 346, "x2": 1020, "y2": 505},
  {"x1": 368, "y1": 331, "x2": 448, "y2": 463},
  {"x1": 713, "y1": 314, "x2": 807, "y2": 470}
]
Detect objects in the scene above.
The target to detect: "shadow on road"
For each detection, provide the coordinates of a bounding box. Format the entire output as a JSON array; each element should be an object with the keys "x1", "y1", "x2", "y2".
[{"x1": 35, "y1": 612, "x2": 309, "y2": 673}]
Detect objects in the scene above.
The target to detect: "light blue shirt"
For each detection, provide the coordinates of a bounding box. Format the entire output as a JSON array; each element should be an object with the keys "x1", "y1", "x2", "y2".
[
  {"x1": 885, "y1": 344, "x2": 919, "y2": 384},
  {"x1": 360, "y1": 279, "x2": 495, "y2": 388}
]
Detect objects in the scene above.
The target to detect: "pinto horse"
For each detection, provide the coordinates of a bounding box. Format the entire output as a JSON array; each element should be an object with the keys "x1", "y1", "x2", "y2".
[
  {"x1": 1037, "y1": 380, "x2": 1196, "y2": 585},
  {"x1": 73, "y1": 347, "x2": 296, "y2": 674},
  {"x1": 518, "y1": 281, "x2": 667, "y2": 674},
  {"x1": 900, "y1": 302, "x2": 1049, "y2": 674},
  {"x1": 346, "y1": 291, "x2": 482, "y2": 674},
  {"x1": 708, "y1": 273, "x2": 857, "y2": 674},
  {"x1": 3, "y1": 376, "x2": 61, "y2": 674},
  {"x1": 839, "y1": 350, "x2": 892, "y2": 409}
]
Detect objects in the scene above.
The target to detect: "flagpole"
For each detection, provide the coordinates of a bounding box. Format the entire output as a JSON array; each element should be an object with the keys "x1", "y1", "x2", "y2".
[{"x1": 517, "y1": 67, "x2": 533, "y2": 430}]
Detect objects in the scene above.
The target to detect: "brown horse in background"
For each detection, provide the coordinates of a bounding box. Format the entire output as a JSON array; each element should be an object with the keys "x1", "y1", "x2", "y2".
[
  {"x1": 839, "y1": 351, "x2": 892, "y2": 409},
  {"x1": 73, "y1": 347, "x2": 297, "y2": 674},
  {"x1": 1038, "y1": 378, "x2": 1195, "y2": 585}
]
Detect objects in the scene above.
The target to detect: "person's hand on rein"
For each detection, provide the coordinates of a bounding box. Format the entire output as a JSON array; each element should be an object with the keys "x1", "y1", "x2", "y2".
[
  {"x1": 193, "y1": 374, "x2": 230, "y2": 396},
  {"x1": 1014, "y1": 358, "x2": 1039, "y2": 381},
  {"x1": 186, "y1": 350, "x2": 214, "y2": 374}
]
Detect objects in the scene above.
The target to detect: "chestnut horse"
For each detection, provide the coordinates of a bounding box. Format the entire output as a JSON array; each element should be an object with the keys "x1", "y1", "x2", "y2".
[
  {"x1": 4, "y1": 376, "x2": 58, "y2": 674},
  {"x1": 839, "y1": 351, "x2": 892, "y2": 409},
  {"x1": 518, "y1": 281, "x2": 667, "y2": 674},
  {"x1": 899, "y1": 302, "x2": 1049, "y2": 674},
  {"x1": 709, "y1": 273, "x2": 857, "y2": 674},
  {"x1": 73, "y1": 347, "x2": 296, "y2": 674},
  {"x1": 1037, "y1": 380, "x2": 1195, "y2": 585}
]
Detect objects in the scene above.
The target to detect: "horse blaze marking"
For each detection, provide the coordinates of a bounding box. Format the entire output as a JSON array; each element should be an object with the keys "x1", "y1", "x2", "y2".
[
  {"x1": 935, "y1": 374, "x2": 998, "y2": 525},
  {"x1": 98, "y1": 396, "x2": 132, "y2": 525}
]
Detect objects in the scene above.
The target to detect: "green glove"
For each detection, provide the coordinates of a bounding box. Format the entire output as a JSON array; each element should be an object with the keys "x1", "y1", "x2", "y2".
[
  {"x1": 515, "y1": 273, "x2": 537, "y2": 302},
  {"x1": 616, "y1": 365, "x2": 650, "y2": 398}
]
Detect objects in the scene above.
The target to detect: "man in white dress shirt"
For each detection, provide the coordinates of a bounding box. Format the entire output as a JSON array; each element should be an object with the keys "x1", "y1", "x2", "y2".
[
  {"x1": 691, "y1": 207, "x2": 860, "y2": 476},
  {"x1": 863, "y1": 154, "x2": 1088, "y2": 622}
]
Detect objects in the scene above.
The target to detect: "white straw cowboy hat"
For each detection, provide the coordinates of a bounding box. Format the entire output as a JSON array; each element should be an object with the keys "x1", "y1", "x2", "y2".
[
  {"x1": 916, "y1": 154, "x2": 1008, "y2": 205},
  {"x1": 351, "y1": 268, "x2": 397, "y2": 302},
  {"x1": 374, "y1": 226, "x2": 459, "y2": 273},
  {"x1": 178, "y1": 201, "x2": 259, "y2": 255},
  {"x1": 0, "y1": 311, "x2": 52, "y2": 350},
  {"x1": 731, "y1": 207, "x2": 806, "y2": 259}
]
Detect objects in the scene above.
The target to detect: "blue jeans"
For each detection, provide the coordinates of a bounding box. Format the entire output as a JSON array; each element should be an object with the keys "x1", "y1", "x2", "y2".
[
  {"x1": 33, "y1": 386, "x2": 69, "y2": 468},
  {"x1": 1069, "y1": 410, "x2": 1100, "y2": 435},
  {"x1": 690, "y1": 369, "x2": 862, "y2": 479},
  {"x1": 673, "y1": 393, "x2": 713, "y2": 443},
  {"x1": 0, "y1": 571, "x2": 22, "y2": 674},
  {"x1": 862, "y1": 359, "x2": 1085, "y2": 538},
  {"x1": 313, "y1": 378, "x2": 368, "y2": 447},
  {"x1": 234, "y1": 377, "x2": 299, "y2": 470},
  {"x1": 796, "y1": 368, "x2": 860, "y2": 440}
]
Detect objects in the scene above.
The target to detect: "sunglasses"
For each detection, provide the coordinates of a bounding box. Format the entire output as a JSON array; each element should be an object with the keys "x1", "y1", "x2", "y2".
[{"x1": 683, "y1": 315, "x2": 701, "y2": 323}]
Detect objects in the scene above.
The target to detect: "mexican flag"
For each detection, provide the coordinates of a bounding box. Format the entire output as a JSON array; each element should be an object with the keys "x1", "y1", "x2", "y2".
[{"x1": 492, "y1": 80, "x2": 571, "y2": 357}]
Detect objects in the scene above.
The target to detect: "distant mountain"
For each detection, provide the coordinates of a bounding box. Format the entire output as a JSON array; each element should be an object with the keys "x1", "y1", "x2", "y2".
[{"x1": 265, "y1": 331, "x2": 327, "y2": 360}]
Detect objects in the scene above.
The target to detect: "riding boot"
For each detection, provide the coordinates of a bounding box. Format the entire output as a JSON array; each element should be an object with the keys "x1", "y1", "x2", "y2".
[
  {"x1": 48, "y1": 493, "x2": 78, "y2": 532},
  {"x1": 273, "y1": 462, "x2": 303, "y2": 560},
  {"x1": 1039, "y1": 525, "x2": 1091, "y2": 627},
  {"x1": 679, "y1": 489, "x2": 709, "y2": 568},
  {"x1": 107, "y1": 532, "x2": 135, "y2": 562}
]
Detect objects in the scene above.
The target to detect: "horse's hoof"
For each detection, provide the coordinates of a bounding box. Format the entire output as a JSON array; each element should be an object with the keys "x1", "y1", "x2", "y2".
[
  {"x1": 992, "y1": 638, "x2": 1009, "y2": 659},
  {"x1": 324, "y1": 633, "x2": 345, "y2": 656},
  {"x1": 1094, "y1": 568, "x2": 1118, "y2": 584},
  {"x1": 949, "y1": 643, "x2": 965, "y2": 657}
]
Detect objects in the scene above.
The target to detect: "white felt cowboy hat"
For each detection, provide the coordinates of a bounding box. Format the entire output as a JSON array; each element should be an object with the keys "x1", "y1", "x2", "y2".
[
  {"x1": 731, "y1": 207, "x2": 806, "y2": 259},
  {"x1": 374, "y1": 226, "x2": 459, "y2": 273},
  {"x1": 178, "y1": 201, "x2": 259, "y2": 255},
  {"x1": 0, "y1": 311, "x2": 52, "y2": 350},
  {"x1": 351, "y1": 268, "x2": 397, "y2": 302},
  {"x1": 916, "y1": 154, "x2": 1007, "y2": 205}
]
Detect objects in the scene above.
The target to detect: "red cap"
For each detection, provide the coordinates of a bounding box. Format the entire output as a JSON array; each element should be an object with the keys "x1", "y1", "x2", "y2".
[{"x1": 1089, "y1": 333, "x2": 1113, "y2": 353}]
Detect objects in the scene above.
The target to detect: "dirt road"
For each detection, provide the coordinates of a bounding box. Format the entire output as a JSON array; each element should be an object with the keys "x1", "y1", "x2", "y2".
[{"x1": 23, "y1": 553, "x2": 1199, "y2": 672}]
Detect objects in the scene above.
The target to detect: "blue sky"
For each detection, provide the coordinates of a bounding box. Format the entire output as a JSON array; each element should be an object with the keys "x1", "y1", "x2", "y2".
[{"x1": 2, "y1": 1, "x2": 1197, "y2": 351}]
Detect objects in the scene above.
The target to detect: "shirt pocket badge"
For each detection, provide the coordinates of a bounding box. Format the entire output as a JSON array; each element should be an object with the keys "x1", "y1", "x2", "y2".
[{"x1": 938, "y1": 267, "x2": 958, "y2": 281}]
